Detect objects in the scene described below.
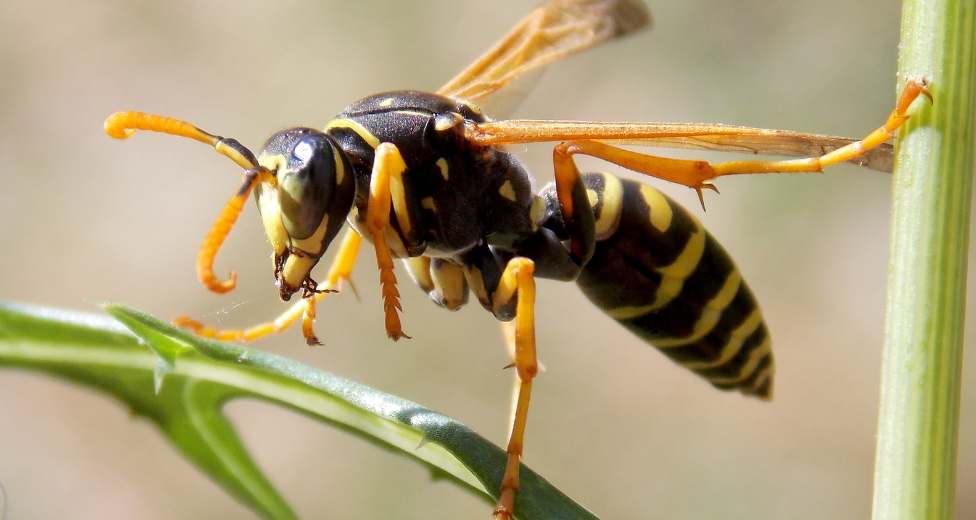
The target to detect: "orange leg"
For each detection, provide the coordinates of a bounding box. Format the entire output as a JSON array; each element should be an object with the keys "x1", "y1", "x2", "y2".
[
  {"x1": 366, "y1": 143, "x2": 411, "y2": 340},
  {"x1": 554, "y1": 78, "x2": 931, "y2": 208},
  {"x1": 490, "y1": 257, "x2": 537, "y2": 520},
  {"x1": 173, "y1": 229, "x2": 362, "y2": 343}
]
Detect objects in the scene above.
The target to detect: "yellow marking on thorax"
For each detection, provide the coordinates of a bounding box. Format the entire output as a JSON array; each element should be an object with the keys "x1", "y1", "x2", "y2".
[
  {"x1": 498, "y1": 180, "x2": 517, "y2": 201},
  {"x1": 436, "y1": 158, "x2": 450, "y2": 180},
  {"x1": 652, "y1": 270, "x2": 742, "y2": 349},
  {"x1": 638, "y1": 184, "x2": 673, "y2": 233},
  {"x1": 378, "y1": 97, "x2": 395, "y2": 108},
  {"x1": 681, "y1": 309, "x2": 764, "y2": 370},
  {"x1": 434, "y1": 113, "x2": 462, "y2": 131},
  {"x1": 421, "y1": 197, "x2": 437, "y2": 212},
  {"x1": 324, "y1": 118, "x2": 380, "y2": 148}
]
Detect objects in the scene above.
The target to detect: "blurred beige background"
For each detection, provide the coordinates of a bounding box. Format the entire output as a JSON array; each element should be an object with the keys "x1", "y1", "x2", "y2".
[{"x1": 1, "y1": 1, "x2": 973, "y2": 518}]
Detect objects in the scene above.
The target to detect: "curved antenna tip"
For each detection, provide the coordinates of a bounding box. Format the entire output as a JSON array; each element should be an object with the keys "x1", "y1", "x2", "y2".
[{"x1": 104, "y1": 112, "x2": 136, "y2": 139}]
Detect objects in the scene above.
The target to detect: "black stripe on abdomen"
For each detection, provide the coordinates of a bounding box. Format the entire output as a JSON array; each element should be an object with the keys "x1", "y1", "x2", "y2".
[{"x1": 575, "y1": 173, "x2": 774, "y2": 399}]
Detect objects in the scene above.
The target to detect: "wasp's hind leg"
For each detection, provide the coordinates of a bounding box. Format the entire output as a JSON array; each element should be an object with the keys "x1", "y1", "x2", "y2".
[
  {"x1": 552, "y1": 78, "x2": 931, "y2": 209},
  {"x1": 173, "y1": 229, "x2": 362, "y2": 344}
]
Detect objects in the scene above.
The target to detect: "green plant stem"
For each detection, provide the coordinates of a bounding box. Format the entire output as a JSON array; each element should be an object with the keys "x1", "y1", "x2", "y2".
[{"x1": 872, "y1": 1, "x2": 975, "y2": 519}]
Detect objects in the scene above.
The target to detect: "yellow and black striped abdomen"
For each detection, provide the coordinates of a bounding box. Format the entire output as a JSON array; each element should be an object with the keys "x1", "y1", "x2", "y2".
[{"x1": 576, "y1": 173, "x2": 774, "y2": 398}]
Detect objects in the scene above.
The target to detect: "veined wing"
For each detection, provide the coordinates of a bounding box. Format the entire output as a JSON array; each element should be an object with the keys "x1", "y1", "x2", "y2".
[{"x1": 438, "y1": 0, "x2": 651, "y2": 108}]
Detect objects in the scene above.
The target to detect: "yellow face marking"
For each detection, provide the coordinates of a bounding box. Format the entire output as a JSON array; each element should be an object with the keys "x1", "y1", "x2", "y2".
[
  {"x1": 256, "y1": 187, "x2": 288, "y2": 254},
  {"x1": 254, "y1": 154, "x2": 289, "y2": 255},
  {"x1": 638, "y1": 184, "x2": 673, "y2": 233},
  {"x1": 421, "y1": 197, "x2": 437, "y2": 212},
  {"x1": 592, "y1": 173, "x2": 623, "y2": 240},
  {"x1": 378, "y1": 97, "x2": 395, "y2": 108},
  {"x1": 279, "y1": 214, "x2": 333, "y2": 291},
  {"x1": 258, "y1": 152, "x2": 286, "y2": 173},
  {"x1": 290, "y1": 215, "x2": 330, "y2": 256},
  {"x1": 324, "y1": 118, "x2": 380, "y2": 149},
  {"x1": 436, "y1": 158, "x2": 449, "y2": 180},
  {"x1": 706, "y1": 335, "x2": 771, "y2": 384},
  {"x1": 498, "y1": 180, "x2": 517, "y2": 201},
  {"x1": 281, "y1": 254, "x2": 317, "y2": 291}
]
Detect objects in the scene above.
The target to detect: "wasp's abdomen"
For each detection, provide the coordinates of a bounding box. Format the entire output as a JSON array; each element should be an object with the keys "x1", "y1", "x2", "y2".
[{"x1": 575, "y1": 173, "x2": 774, "y2": 398}]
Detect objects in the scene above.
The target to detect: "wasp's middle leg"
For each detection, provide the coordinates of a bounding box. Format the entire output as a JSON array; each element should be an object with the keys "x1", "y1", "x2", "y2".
[{"x1": 486, "y1": 257, "x2": 538, "y2": 520}]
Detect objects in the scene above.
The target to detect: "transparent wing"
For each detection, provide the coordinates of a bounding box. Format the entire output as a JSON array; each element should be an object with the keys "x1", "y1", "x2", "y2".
[
  {"x1": 437, "y1": 0, "x2": 651, "y2": 108},
  {"x1": 464, "y1": 120, "x2": 894, "y2": 172}
]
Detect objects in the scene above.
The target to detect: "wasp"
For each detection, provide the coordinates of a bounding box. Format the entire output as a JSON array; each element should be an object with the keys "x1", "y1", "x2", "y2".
[{"x1": 104, "y1": 0, "x2": 929, "y2": 517}]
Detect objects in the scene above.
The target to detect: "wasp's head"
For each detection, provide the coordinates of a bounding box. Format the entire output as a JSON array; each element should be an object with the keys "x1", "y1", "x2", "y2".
[{"x1": 255, "y1": 128, "x2": 355, "y2": 301}]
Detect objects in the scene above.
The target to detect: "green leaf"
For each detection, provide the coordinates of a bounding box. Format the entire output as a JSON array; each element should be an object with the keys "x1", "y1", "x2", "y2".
[{"x1": 0, "y1": 302, "x2": 596, "y2": 520}]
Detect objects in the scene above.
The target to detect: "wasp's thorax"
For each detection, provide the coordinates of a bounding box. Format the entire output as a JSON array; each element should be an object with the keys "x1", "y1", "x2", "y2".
[{"x1": 254, "y1": 128, "x2": 355, "y2": 300}]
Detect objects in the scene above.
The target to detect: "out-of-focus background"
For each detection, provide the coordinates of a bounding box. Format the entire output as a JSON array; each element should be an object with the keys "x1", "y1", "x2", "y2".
[{"x1": 1, "y1": 1, "x2": 973, "y2": 518}]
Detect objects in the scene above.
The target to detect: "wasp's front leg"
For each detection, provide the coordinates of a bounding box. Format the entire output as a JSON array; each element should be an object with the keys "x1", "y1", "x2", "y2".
[{"x1": 365, "y1": 142, "x2": 411, "y2": 340}]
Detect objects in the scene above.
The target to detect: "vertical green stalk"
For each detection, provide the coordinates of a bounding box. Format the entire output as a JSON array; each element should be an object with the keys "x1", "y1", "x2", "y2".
[{"x1": 872, "y1": 1, "x2": 975, "y2": 519}]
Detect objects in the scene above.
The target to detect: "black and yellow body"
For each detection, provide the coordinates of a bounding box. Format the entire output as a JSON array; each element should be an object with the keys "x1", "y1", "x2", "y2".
[
  {"x1": 262, "y1": 89, "x2": 773, "y2": 398},
  {"x1": 565, "y1": 174, "x2": 773, "y2": 397},
  {"x1": 103, "y1": 1, "x2": 932, "y2": 514}
]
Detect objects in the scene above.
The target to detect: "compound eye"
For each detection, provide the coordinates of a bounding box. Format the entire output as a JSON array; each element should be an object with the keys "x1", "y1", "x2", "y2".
[{"x1": 278, "y1": 134, "x2": 335, "y2": 239}]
